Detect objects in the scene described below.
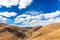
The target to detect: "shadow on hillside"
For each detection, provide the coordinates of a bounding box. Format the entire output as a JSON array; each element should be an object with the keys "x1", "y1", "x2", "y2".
[
  {"x1": 34, "y1": 26, "x2": 42, "y2": 31},
  {"x1": 6, "y1": 27, "x2": 26, "y2": 38}
]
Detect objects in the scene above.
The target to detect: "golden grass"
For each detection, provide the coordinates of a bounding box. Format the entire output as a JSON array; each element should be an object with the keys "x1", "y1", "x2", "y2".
[
  {"x1": 0, "y1": 26, "x2": 25, "y2": 40},
  {"x1": 27, "y1": 23, "x2": 60, "y2": 40},
  {"x1": 32, "y1": 29, "x2": 60, "y2": 40},
  {"x1": 31, "y1": 23, "x2": 60, "y2": 37},
  {"x1": 0, "y1": 23, "x2": 60, "y2": 40}
]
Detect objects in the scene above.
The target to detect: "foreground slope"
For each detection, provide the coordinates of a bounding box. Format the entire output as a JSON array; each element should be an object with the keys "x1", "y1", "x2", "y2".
[
  {"x1": 31, "y1": 23, "x2": 60, "y2": 37},
  {"x1": 32, "y1": 29, "x2": 60, "y2": 40},
  {"x1": 27, "y1": 23, "x2": 60, "y2": 40}
]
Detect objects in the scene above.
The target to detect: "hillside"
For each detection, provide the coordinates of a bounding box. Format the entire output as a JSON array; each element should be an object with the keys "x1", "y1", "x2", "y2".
[
  {"x1": 27, "y1": 23, "x2": 60, "y2": 40},
  {"x1": 0, "y1": 23, "x2": 60, "y2": 40},
  {"x1": 0, "y1": 23, "x2": 42, "y2": 40},
  {"x1": 0, "y1": 23, "x2": 27, "y2": 40},
  {"x1": 32, "y1": 23, "x2": 60, "y2": 37},
  {"x1": 32, "y1": 29, "x2": 60, "y2": 40}
]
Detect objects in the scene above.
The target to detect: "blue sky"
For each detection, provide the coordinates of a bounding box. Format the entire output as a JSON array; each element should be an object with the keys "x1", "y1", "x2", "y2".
[{"x1": 0, "y1": 0, "x2": 60, "y2": 27}]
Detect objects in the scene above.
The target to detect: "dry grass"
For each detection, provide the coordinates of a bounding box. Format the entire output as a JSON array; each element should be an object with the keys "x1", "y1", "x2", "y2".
[
  {"x1": 31, "y1": 23, "x2": 60, "y2": 38},
  {"x1": 0, "y1": 23, "x2": 26, "y2": 40},
  {"x1": 32, "y1": 29, "x2": 60, "y2": 40},
  {"x1": 0, "y1": 23, "x2": 60, "y2": 40},
  {"x1": 27, "y1": 23, "x2": 60, "y2": 40}
]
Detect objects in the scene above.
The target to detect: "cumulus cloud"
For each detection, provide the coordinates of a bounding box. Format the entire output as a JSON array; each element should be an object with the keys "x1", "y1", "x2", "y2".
[
  {"x1": 0, "y1": 15, "x2": 15, "y2": 24},
  {"x1": 25, "y1": 11, "x2": 41, "y2": 16},
  {"x1": 14, "y1": 10, "x2": 60, "y2": 27},
  {"x1": 0, "y1": 0, "x2": 33, "y2": 9},
  {"x1": 0, "y1": 0, "x2": 19, "y2": 7},
  {"x1": 43, "y1": 11, "x2": 60, "y2": 19},
  {"x1": 18, "y1": 0, "x2": 33, "y2": 9},
  {"x1": 0, "y1": 16, "x2": 8, "y2": 23},
  {"x1": 0, "y1": 12, "x2": 17, "y2": 17},
  {"x1": 0, "y1": 11, "x2": 17, "y2": 25}
]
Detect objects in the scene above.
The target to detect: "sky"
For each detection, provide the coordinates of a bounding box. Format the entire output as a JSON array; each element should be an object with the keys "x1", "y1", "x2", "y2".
[{"x1": 0, "y1": 0, "x2": 60, "y2": 27}]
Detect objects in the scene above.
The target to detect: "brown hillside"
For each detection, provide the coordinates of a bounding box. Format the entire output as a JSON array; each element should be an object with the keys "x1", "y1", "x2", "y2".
[
  {"x1": 0, "y1": 23, "x2": 27, "y2": 40},
  {"x1": 26, "y1": 26, "x2": 42, "y2": 37},
  {"x1": 0, "y1": 23, "x2": 60, "y2": 40},
  {"x1": 29, "y1": 23, "x2": 60, "y2": 38},
  {"x1": 32, "y1": 29, "x2": 60, "y2": 40}
]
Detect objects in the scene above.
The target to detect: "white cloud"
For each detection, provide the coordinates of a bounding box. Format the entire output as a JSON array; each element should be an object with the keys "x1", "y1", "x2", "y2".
[
  {"x1": 0, "y1": 11, "x2": 17, "y2": 24},
  {"x1": 0, "y1": 16, "x2": 7, "y2": 21},
  {"x1": 43, "y1": 11, "x2": 60, "y2": 19},
  {"x1": 0, "y1": 0, "x2": 19, "y2": 7},
  {"x1": 25, "y1": 11, "x2": 42, "y2": 16},
  {"x1": 14, "y1": 10, "x2": 60, "y2": 27},
  {"x1": 0, "y1": 0, "x2": 33, "y2": 9},
  {"x1": 18, "y1": 0, "x2": 33, "y2": 9},
  {"x1": 0, "y1": 16, "x2": 8, "y2": 23},
  {"x1": 53, "y1": 17, "x2": 60, "y2": 23},
  {"x1": 0, "y1": 12, "x2": 17, "y2": 17}
]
